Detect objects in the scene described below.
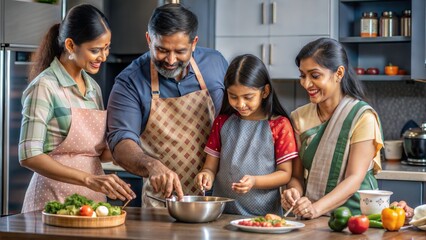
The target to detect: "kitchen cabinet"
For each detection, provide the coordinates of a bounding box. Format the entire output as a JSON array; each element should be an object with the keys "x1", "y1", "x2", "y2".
[
  {"x1": 3, "y1": 0, "x2": 61, "y2": 46},
  {"x1": 215, "y1": 0, "x2": 335, "y2": 79},
  {"x1": 339, "y1": 0, "x2": 426, "y2": 81},
  {"x1": 377, "y1": 179, "x2": 424, "y2": 208}
]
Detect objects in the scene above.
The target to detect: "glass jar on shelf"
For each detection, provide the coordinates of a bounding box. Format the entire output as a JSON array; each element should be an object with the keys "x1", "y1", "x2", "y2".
[
  {"x1": 400, "y1": 10, "x2": 411, "y2": 37},
  {"x1": 380, "y1": 11, "x2": 399, "y2": 37},
  {"x1": 360, "y1": 12, "x2": 378, "y2": 37}
]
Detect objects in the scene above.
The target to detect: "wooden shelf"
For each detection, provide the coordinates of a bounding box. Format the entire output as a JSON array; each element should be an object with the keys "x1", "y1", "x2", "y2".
[
  {"x1": 339, "y1": 36, "x2": 411, "y2": 43},
  {"x1": 357, "y1": 75, "x2": 412, "y2": 81}
]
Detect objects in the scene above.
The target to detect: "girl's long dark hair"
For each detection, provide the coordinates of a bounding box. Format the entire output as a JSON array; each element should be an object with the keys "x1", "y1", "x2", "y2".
[
  {"x1": 219, "y1": 54, "x2": 290, "y2": 120},
  {"x1": 295, "y1": 38, "x2": 366, "y2": 101},
  {"x1": 29, "y1": 4, "x2": 110, "y2": 81}
]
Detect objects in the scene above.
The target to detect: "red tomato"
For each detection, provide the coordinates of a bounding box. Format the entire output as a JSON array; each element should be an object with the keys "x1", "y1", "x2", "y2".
[
  {"x1": 273, "y1": 222, "x2": 283, "y2": 227},
  {"x1": 79, "y1": 205, "x2": 94, "y2": 217},
  {"x1": 348, "y1": 215, "x2": 370, "y2": 234}
]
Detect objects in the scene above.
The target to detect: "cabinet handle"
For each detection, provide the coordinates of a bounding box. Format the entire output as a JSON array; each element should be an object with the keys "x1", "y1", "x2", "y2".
[
  {"x1": 269, "y1": 44, "x2": 273, "y2": 65},
  {"x1": 261, "y1": 2, "x2": 266, "y2": 25},
  {"x1": 261, "y1": 44, "x2": 266, "y2": 63},
  {"x1": 271, "y1": 1, "x2": 277, "y2": 24}
]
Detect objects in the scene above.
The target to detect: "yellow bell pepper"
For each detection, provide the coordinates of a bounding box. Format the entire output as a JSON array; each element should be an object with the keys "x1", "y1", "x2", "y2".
[{"x1": 381, "y1": 206, "x2": 405, "y2": 231}]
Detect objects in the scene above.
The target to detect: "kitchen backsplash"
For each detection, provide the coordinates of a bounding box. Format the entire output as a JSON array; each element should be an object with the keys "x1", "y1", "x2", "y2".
[
  {"x1": 364, "y1": 81, "x2": 426, "y2": 140},
  {"x1": 273, "y1": 80, "x2": 426, "y2": 141}
]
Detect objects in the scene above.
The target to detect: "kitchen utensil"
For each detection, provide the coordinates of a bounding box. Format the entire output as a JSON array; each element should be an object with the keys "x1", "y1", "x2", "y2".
[
  {"x1": 283, "y1": 206, "x2": 294, "y2": 218},
  {"x1": 402, "y1": 122, "x2": 426, "y2": 165},
  {"x1": 358, "y1": 190, "x2": 393, "y2": 215},
  {"x1": 121, "y1": 198, "x2": 132, "y2": 210},
  {"x1": 147, "y1": 194, "x2": 234, "y2": 223},
  {"x1": 384, "y1": 140, "x2": 403, "y2": 161}
]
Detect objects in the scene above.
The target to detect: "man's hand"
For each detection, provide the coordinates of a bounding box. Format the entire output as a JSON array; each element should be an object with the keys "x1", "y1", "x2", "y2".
[{"x1": 149, "y1": 161, "x2": 184, "y2": 200}]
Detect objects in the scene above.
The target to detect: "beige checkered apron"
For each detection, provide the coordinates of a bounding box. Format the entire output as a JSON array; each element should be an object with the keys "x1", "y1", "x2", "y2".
[{"x1": 141, "y1": 58, "x2": 215, "y2": 207}]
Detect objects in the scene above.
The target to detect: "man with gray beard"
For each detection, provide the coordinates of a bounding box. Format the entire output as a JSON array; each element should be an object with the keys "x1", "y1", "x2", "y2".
[{"x1": 107, "y1": 3, "x2": 228, "y2": 207}]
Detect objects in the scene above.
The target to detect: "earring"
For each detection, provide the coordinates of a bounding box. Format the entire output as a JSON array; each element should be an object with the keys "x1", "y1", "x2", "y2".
[{"x1": 68, "y1": 53, "x2": 75, "y2": 60}]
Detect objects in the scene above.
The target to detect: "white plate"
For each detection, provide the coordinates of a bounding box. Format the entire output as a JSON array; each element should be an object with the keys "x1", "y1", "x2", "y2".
[
  {"x1": 416, "y1": 225, "x2": 426, "y2": 231},
  {"x1": 409, "y1": 216, "x2": 426, "y2": 227},
  {"x1": 230, "y1": 218, "x2": 305, "y2": 234}
]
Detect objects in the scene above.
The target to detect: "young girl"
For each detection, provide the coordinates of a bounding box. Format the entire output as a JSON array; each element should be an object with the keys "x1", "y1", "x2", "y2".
[{"x1": 195, "y1": 54, "x2": 298, "y2": 216}]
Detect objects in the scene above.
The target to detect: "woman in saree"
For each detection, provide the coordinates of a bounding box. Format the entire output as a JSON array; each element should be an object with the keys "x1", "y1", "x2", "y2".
[{"x1": 281, "y1": 38, "x2": 383, "y2": 218}]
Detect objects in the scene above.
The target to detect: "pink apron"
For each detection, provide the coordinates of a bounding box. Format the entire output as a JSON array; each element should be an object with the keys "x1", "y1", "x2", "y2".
[
  {"x1": 21, "y1": 88, "x2": 107, "y2": 213},
  {"x1": 140, "y1": 58, "x2": 215, "y2": 207}
]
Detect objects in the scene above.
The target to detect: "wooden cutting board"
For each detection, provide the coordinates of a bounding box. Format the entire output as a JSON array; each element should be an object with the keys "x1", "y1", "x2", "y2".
[{"x1": 42, "y1": 210, "x2": 126, "y2": 228}]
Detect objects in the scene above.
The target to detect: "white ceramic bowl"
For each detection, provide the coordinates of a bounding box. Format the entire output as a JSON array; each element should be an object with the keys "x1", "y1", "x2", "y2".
[{"x1": 358, "y1": 190, "x2": 393, "y2": 215}]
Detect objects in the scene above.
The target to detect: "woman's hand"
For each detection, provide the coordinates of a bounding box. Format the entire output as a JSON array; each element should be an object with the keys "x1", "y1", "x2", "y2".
[
  {"x1": 195, "y1": 170, "x2": 214, "y2": 191},
  {"x1": 232, "y1": 175, "x2": 255, "y2": 194},
  {"x1": 85, "y1": 174, "x2": 136, "y2": 201},
  {"x1": 390, "y1": 200, "x2": 414, "y2": 223},
  {"x1": 291, "y1": 197, "x2": 320, "y2": 219},
  {"x1": 281, "y1": 187, "x2": 301, "y2": 210}
]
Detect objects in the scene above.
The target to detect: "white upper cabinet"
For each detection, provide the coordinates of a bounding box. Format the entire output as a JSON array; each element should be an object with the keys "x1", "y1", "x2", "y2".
[{"x1": 215, "y1": 0, "x2": 335, "y2": 79}]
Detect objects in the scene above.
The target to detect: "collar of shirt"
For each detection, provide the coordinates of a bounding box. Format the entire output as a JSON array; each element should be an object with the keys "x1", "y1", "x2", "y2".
[{"x1": 50, "y1": 57, "x2": 95, "y2": 97}]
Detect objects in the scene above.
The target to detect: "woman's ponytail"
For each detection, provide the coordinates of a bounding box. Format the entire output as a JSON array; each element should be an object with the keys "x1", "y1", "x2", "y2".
[{"x1": 28, "y1": 23, "x2": 61, "y2": 81}]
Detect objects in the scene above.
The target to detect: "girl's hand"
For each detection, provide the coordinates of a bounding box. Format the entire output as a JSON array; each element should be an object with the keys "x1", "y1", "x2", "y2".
[
  {"x1": 281, "y1": 188, "x2": 301, "y2": 210},
  {"x1": 232, "y1": 175, "x2": 255, "y2": 194},
  {"x1": 292, "y1": 197, "x2": 318, "y2": 219},
  {"x1": 195, "y1": 171, "x2": 213, "y2": 191},
  {"x1": 390, "y1": 200, "x2": 414, "y2": 222},
  {"x1": 85, "y1": 174, "x2": 136, "y2": 201}
]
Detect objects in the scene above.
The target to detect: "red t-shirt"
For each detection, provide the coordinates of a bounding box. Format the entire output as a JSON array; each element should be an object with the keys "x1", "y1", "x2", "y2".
[{"x1": 204, "y1": 114, "x2": 298, "y2": 164}]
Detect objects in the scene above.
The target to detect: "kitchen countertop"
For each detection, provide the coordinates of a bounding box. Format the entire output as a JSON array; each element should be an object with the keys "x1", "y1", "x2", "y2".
[
  {"x1": 0, "y1": 207, "x2": 424, "y2": 240},
  {"x1": 376, "y1": 161, "x2": 426, "y2": 181}
]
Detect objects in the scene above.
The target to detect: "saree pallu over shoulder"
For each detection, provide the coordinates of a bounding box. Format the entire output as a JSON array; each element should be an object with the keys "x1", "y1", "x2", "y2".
[{"x1": 293, "y1": 96, "x2": 382, "y2": 215}]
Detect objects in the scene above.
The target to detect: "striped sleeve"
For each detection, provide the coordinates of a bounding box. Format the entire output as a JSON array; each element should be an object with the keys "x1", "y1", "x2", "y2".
[{"x1": 269, "y1": 116, "x2": 298, "y2": 165}]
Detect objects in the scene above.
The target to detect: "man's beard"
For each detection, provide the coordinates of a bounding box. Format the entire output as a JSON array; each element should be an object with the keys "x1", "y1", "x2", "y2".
[{"x1": 154, "y1": 59, "x2": 190, "y2": 79}]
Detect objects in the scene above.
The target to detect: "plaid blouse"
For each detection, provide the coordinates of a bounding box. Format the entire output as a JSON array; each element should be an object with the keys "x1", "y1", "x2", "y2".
[{"x1": 19, "y1": 57, "x2": 104, "y2": 160}]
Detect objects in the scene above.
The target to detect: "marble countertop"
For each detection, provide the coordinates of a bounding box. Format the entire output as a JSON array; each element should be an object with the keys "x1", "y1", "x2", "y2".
[
  {"x1": 101, "y1": 162, "x2": 125, "y2": 171},
  {"x1": 376, "y1": 161, "x2": 426, "y2": 182}
]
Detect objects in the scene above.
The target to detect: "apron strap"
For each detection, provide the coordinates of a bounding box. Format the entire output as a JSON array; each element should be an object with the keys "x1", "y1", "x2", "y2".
[
  {"x1": 150, "y1": 61, "x2": 160, "y2": 100},
  {"x1": 149, "y1": 57, "x2": 207, "y2": 100},
  {"x1": 189, "y1": 57, "x2": 207, "y2": 90}
]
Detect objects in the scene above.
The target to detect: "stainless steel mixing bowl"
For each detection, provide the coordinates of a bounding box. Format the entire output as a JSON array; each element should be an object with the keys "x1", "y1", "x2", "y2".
[{"x1": 148, "y1": 195, "x2": 234, "y2": 223}]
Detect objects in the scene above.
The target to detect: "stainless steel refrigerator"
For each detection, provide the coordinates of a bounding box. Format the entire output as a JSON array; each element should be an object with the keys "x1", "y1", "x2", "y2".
[{"x1": 1, "y1": 0, "x2": 61, "y2": 216}]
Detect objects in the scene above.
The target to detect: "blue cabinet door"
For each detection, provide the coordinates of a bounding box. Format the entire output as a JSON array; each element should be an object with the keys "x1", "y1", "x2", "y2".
[
  {"x1": 104, "y1": 171, "x2": 142, "y2": 207},
  {"x1": 378, "y1": 180, "x2": 424, "y2": 208}
]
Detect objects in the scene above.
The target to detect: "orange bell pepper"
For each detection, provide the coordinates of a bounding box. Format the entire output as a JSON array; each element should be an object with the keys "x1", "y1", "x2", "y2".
[{"x1": 381, "y1": 206, "x2": 405, "y2": 231}]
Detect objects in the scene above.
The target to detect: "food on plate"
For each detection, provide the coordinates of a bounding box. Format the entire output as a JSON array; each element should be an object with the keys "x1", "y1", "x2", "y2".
[
  {"x1": 366, "y1": 67, "x2": 379, "y2": 75},
  {"x1": 96, "y1": 205, "x2": 109, "y2": 217},
  {"x1": 384, "y1": 63, "x2": 399, "y2": 76},
  {"x1": 328, "y1": 206, "x2": 352, "y2": 232},
  {"x1": 79, "y1": 205, "x2": 94, "y2": 217},
  {"x1": 237, "y1": 213, "x2": 288, "y2": 227},
  {"x1": 382, "y1": 206, "x2": 405, "y2": 231},
  {"x1": 44, "y1": 193, "x2": 122, "y2": 217},
  {"x1": 348, "y1": 215, "x2": 370, "y2": 234}
]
